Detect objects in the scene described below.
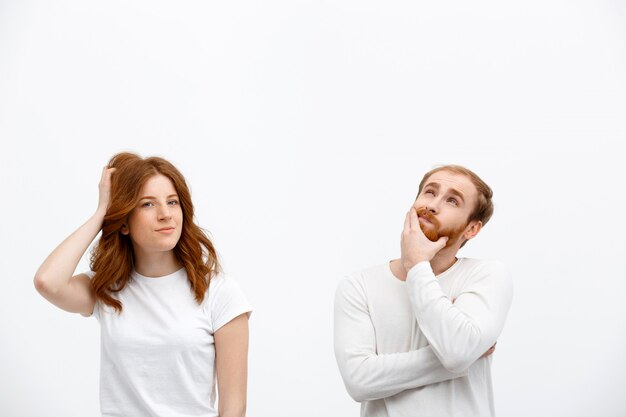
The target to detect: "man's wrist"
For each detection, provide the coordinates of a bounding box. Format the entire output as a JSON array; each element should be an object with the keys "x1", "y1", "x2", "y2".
[{"x1": 403, "y1": 258, "x2": 430, "y2": 271}]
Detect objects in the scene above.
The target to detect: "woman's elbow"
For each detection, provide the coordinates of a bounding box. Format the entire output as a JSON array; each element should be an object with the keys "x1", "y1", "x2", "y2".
[
  {"x1": 219, "y1": 403, "x2": 246, "y2": 417},
  {"x1": 34, "y1": 274, "x2": 52, "y2": 296}
]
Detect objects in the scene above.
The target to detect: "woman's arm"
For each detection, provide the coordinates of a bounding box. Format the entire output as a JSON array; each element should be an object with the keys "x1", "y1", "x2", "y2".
[
  {"x1": 215, "y1": 313, "x2": 249, "y2": 417},
  {"x1": 33, "y1": 166, "x2": 115, "y2": 315}
]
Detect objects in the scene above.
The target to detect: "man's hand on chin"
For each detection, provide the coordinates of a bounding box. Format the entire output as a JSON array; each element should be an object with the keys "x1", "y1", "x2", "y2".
[{"x1": 400, "y1": 207, "x2": 447, "y2": 272}]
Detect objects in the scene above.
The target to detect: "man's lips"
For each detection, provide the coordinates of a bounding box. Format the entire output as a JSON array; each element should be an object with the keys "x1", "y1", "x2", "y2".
[{"x1": 418, "y1": 215, "x2": 432, "y2": 224}]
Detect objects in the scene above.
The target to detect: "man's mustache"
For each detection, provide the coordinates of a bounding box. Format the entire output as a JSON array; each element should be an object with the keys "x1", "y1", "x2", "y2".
[{"x1": 415, "y1": 207, "x2": 441, "y2": 229}]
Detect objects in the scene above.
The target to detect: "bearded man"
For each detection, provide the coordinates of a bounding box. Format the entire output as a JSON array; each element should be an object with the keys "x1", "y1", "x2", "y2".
[{"x1": 334, "y1": 165, "x2": 513, "y2": 417}]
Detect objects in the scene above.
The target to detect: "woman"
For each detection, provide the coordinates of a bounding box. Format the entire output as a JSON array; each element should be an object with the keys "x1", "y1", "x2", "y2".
[{"x1": 34, "y1": 152, "x2": 251, "y2": 417}]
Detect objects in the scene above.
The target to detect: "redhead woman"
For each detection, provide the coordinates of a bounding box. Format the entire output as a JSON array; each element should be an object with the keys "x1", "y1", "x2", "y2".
[{"x1": 34, "y1": 153, "x2": 251, "y2": 417}]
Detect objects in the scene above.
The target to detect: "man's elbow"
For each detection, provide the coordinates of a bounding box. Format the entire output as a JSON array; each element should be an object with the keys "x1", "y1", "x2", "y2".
[
  {"x1": 439, "y1": 355, "x2": 474, "y2": 374},
  {"x1": 341, "y1": 366, "x2": 385, "y2": 402},
  {"x1": 435, "y1": 325, "x2": 490, "y2": 373},
  {"x1": 344, "y1": 380, "x2": 371, "y2": 403}
]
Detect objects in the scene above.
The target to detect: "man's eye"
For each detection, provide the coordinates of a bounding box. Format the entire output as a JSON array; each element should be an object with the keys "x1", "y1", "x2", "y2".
[
  {"x1": 425, "y1": 190, "x2": 435, "y2": 196},
  {"x1": 448, "y1": 198, "x2": 458, "y2": 206}
]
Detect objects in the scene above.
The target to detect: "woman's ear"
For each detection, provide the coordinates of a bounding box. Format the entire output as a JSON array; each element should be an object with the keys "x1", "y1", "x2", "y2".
[{"x1": 120, "y1": 224, "x2": 129, "y2": 235}]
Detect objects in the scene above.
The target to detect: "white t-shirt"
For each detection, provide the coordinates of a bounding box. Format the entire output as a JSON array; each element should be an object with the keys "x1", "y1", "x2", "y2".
[
  {"x1": 85, "y1": 268, "x2": 252, "y2": 417},
  {"x1": 334, "y1": 258, "x2": 513, "y2": 417}
]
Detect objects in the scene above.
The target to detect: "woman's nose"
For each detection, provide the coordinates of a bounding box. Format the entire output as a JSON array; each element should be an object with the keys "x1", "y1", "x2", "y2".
[{"x1": 157, "y1": 204, "x2": 172, "y2": 220}]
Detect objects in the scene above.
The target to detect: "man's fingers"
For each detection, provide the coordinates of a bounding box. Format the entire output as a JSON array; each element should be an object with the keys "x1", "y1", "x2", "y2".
[
  {"x1": 481, "y1": 342, "x2": 497, "y2": 358},
  {"x1": 403, "y1": 211, "x2": 411, "y2": 233},
  {"x1": 409, "y1": 207, "x2": 419, "y2": 231}
]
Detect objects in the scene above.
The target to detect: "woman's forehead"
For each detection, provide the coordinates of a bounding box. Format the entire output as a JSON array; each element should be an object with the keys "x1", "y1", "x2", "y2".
[{"x1": 139, "y1": 174, "x2": 177, "y2": 195}]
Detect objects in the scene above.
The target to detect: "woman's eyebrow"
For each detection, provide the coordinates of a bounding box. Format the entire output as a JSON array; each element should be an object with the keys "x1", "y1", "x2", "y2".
[{"x1": 139, "y1": 194, "x2": 178, "y2": 199}]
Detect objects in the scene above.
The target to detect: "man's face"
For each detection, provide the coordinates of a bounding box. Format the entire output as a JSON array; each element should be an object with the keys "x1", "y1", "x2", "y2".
[{"x1": 412, "y1": 170, "x2": 479, "y2": 247}]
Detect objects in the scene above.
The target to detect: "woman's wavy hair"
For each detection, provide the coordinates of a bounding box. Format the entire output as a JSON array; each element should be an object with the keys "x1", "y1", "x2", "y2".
[{"x1": 90, "y1": 152, "x2": 220, "y2": 313}]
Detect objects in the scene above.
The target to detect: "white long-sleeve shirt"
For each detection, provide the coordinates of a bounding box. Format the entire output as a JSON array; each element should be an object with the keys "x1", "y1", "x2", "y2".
[{"x1": 334, "y1": 258, "x2": 513, "y2": 417}]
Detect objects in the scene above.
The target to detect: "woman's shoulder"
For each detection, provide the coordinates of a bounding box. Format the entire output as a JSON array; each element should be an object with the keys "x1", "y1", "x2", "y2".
[
  {"x1": 206, "y1": 270, "x2": 247, "y2": 298},
  {"x1": 202, "y1": 270, "x2": 252, "y2": 319}
]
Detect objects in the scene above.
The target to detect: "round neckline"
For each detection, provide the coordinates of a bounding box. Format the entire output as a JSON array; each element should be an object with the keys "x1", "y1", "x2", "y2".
[
  {"x1": 436, "y1": 257, "x2": 464, "y2": 279},
  {"x1": 131, "y1": 267, "x2": 186, "y2": 281},
  {"x1": 386, "y1": 257, "x2": 465, "y2": 282}
]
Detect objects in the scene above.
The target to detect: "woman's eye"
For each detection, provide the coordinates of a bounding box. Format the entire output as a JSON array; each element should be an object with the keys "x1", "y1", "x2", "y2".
[
  {"x1": 142, "y1": 202, "x2": 153, "y2": 208},
  {"x1": 168, "y1": 200, "x2": 179, "y2": 206}
]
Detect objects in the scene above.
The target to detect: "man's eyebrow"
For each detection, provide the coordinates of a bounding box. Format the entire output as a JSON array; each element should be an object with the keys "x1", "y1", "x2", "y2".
[
  {"x1": 423, "y1": 182, "x2": 440, "y2": 190},
  {"x1": 448, "y1": 188, "x2": 465, "y2": 201},
  {"x1": 138, "y1": 194, "x2": 179, "y2": 200},
  {"x1": 423, "y1": 182, "x2": 465, "y2": 201}
]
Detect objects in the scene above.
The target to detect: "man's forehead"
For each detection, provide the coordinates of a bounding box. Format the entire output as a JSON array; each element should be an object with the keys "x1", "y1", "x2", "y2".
[{"x1": 425, "y1": 171, "x2": 477, "y2": 195}]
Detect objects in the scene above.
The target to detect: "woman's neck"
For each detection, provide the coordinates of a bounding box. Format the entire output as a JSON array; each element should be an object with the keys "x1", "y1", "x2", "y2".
[{"x1": 133, "y1": 249, "x2": 182, "y2": 278}]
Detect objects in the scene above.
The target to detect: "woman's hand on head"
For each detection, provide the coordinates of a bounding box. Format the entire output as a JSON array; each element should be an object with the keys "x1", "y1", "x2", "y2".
[{"x1": 97, "y1": 166, "x2": 116, "y2": 214}]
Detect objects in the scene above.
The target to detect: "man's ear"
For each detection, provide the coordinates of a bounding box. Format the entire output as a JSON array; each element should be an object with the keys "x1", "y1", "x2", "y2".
[{"x1": 464, "y1": 220, "x2": 482, "y2": 241}]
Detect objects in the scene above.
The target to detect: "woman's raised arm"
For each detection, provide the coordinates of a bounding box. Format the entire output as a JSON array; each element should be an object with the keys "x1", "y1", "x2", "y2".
[{"x1": 33, "y1": 167, "x2": 115, "y2": 315}]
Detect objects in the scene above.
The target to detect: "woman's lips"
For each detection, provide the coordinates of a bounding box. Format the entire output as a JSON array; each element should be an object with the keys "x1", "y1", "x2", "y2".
[{"x1": 156, "y1": 227, "x2": 175, "y2": 234}]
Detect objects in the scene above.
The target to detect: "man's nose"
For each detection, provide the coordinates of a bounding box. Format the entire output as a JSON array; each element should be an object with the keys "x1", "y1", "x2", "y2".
[{"x1": 425, "y1": 199, "x2": 440, "y2": 213}]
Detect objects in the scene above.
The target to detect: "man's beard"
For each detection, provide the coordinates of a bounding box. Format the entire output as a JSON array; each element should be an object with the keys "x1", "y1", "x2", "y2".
[{"x1": 415, "y1": 207, "x2": 467, "y2": 246}]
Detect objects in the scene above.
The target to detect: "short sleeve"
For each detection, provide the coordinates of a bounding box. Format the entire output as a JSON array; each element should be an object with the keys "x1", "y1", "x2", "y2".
[
  {"x1": 81, "y1": 270, "x2": 99, "y2": 320},
  {"x1": 206, "y1": 274, "x2": 252, "y2": 333}
]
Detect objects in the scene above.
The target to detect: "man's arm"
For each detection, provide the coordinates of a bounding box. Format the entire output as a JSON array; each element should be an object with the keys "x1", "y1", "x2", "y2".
[
  {"x1": 333, "y1": 276, "x2": 465, "y2": 402},
  {"x1": 406, "y1": 260, "x2": 513, "y2": 373}
]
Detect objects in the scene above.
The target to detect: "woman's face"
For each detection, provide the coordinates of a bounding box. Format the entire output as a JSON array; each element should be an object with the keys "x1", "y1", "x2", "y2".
[{"x1": 123, "y1": 174, "x2": 183, "y2": 254}]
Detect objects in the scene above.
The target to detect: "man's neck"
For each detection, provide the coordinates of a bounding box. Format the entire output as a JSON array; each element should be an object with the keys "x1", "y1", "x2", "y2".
[{"x1": 390, "y1": 250, "x2": 459, "y2": 281}]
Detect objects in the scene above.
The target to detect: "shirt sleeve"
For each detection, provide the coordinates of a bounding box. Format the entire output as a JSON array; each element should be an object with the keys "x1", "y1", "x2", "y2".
[
  {"x1": 207, "y1": 274, "x2": 253, "y2": 333},
  {"x1": 334, "y1": 276, "x2": 466, "y2": 403},
  {"x1": 406, "y1": 260, "x2": 513, "y2": 373}
]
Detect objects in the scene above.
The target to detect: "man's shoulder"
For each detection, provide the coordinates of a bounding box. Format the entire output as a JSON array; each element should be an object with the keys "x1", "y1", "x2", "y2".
[
  {"x1": 455, "y1": 257, "x2": 512, "y2": 290},
  {"x1": 458, "y1": 257, "x2": 507, "y2": 274},
  {"x1": 337, "y1": 263, "x2": 392, "y2": 295},
  {"x1": 343, "y1": 263, "x2": 390, "y2": 284}
]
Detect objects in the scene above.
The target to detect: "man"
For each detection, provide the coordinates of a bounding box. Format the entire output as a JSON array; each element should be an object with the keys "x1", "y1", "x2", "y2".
[{"x1": 334, "y1": 165, "x2": 513, "y2": 417}]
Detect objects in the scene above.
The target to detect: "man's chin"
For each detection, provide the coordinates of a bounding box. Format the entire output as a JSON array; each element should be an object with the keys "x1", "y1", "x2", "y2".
[{"x1": 419, "y1": 224, "x2": 440, "y2": 242}]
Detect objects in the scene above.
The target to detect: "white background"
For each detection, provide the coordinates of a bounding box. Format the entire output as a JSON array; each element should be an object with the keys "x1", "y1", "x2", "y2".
[{"x1": 1, "y1": 1, "x2": 625, "y2": 416}]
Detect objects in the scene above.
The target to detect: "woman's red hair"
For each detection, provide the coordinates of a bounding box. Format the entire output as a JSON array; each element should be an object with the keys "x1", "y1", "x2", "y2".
[{"x1": 90, "y1": 152, "x2": 220, "y2": 313}]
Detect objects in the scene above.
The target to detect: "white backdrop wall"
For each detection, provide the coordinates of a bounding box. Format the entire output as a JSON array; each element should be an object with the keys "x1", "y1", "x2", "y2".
[{"x1": 1, "y1": 1, "x2": 625, "y2": 416}]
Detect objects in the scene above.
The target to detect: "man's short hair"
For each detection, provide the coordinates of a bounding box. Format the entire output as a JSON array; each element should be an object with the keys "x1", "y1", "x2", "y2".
[{"x1": 418, "y1": 165, "x2": 494, "y2": 226}]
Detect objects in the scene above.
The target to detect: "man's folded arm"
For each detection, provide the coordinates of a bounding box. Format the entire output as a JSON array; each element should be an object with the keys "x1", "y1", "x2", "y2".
[
  {"x1": 334, "y1": 276, "x2": 465, "y2": 402},
  {"x1": 406, "y1": 260, "x2": 513, "y2": 373}
]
